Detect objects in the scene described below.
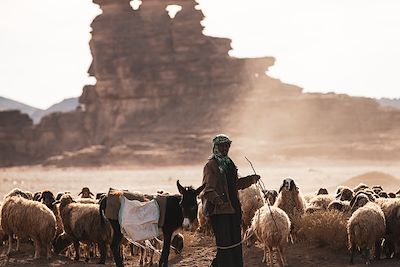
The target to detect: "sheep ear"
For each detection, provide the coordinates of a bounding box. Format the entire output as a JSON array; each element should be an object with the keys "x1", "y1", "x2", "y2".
[
  {"x1": 195, "y1": 183, "x2": 206, "y2": 196},
  {"x1": 89, "y1": 192, "x2": 94, "y2": 196},
  {"x1": 37, "y1": 195, "x2": 43, "y2": 201},
  {"x1": 291, "y1": 180, "x2": 298, "y2": 191},
  {"x1": 52, "y1": 200, "x2": 60, "y2": 206},
  {"x1": 177, "y1": 180, "x2": 185, "y2": 195},
  {"x1": 78, "y1": 192, "x2": 82, "y2": 196},
  {"x1": 279, "y1": 184, "x2": 284, "y2": 193}
]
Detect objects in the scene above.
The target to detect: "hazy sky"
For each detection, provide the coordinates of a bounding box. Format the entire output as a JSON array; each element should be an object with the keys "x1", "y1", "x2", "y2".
[{"x1": 0, "y1": 0, "x2": 399, "y2": 109}]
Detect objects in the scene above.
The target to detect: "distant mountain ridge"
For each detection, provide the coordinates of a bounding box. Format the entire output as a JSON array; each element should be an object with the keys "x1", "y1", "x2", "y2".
[
  {"x1": 0, "y1": 96, "x2": 79, "y2": 123},
  {"x1": 0, "y1": 96, "x2": 41, "y2": 117},
  {"x1": 31, "y1": 98, "x2": 79, "y2": 123},
  {"x1": 377, "y1": 98, "x2": 400, "y2": 109}
]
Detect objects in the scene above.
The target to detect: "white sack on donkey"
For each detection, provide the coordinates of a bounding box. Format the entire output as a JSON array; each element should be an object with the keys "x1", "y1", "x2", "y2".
[{"x1": 118, "y1": 196, "x2": 160, "y2": 242}]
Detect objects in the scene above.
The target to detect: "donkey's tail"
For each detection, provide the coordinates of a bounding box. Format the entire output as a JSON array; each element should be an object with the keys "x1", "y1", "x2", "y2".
[{"x1": 99, "y1": 195, "x2": 108, "y2": 227}]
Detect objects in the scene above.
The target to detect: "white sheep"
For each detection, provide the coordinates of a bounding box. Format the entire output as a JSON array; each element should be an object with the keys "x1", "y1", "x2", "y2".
[
  {"x1": 197, "y1": 201, "x2": 212, "y2": 234},
  {"x1": 245, "y1": 204, "x2": 291, "y2": 267},
  {"x1": 1, "y1": 195, "x2": 56, "y2": 259},
  {"x1": 54, "y1": 194, "x2": 112, "y2": 264},
  {"x1": 239, "y1": 184, "x2": 265, "y2": 231},
  {"x1": 274, "y1": 178, "x2": 306, "y2": 232},
  {"x1": 347, "y1": 201, "x2": 386, "y2": 264},
  {"x1": 306, "y1": 194, "x2": 335, "y2": 213}
]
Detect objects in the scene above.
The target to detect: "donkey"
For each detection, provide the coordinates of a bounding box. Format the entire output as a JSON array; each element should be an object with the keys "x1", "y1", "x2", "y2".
[{"x1": 99, "y1": 180, "x2": 205, "y2": 267}]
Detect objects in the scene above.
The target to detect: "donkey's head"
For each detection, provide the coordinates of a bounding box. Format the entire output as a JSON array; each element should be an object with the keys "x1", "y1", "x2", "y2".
[{"x1": 177, "y1": 180, "x2": 206, "y2": 230}]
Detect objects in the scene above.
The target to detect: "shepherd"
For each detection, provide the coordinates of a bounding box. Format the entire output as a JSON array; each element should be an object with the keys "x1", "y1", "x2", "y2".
[{"x1": 201, "y1": 134, "x2": 260, "y2": 267}]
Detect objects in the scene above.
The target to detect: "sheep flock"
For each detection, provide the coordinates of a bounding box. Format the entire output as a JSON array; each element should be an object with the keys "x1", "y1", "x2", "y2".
[{"x1": 1, "y1": 179, "x2": 400, "y2": 266}]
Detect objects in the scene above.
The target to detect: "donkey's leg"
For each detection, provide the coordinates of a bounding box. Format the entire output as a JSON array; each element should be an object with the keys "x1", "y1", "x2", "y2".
[
  {"x1": 110, "y1": 219, "x2": 124, "y2": 267},
  {"x1": 98, "y1": 240, "x2": 107, "y2": 264},
  {"x1": 159, "y1": 229, "x2": 173, "y2": 267}
]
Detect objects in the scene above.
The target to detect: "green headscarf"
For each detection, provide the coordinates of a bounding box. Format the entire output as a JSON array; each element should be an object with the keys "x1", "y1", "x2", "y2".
[{"x1": 212, "y1": 134, "x2": 232, "y2": 174}]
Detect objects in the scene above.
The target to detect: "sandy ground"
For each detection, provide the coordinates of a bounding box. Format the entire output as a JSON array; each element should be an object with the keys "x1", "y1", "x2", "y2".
[
  {"x1": 1, "y1": 231, "x2": 400, "y2": 267},
  {"x1": 1, "y1": 160, "x2": 400, "y2": 199},
  {"x1": 1, "y1": 161, "x2": 400, "y2": 266}
]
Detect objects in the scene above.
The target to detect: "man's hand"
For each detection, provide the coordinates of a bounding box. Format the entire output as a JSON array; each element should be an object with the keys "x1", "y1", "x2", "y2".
[{"x1": 250, "y1": 174, "x2": 261, "y2": 184}]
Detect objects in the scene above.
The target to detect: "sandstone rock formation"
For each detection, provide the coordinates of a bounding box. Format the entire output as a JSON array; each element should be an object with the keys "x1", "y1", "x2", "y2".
[
  {"x1": 77, "y1": 0, "x2": 294, "y2": 163},
  {"x1": 0, "y1": 110, "x2": 33, "y2": 165}
]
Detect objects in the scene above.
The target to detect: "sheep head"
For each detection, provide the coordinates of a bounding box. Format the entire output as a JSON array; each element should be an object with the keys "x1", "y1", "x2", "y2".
[
  {"x1": 279, "y1": 178, "x2": 298, "y2": 193},
  {"x1": 317, "y1": 188, "x2": 328, "y2": 195},
  {"x1": 55, "y1": 194, "x2": 76, "y2": 210},
  {"x1": 350, "y1": 193, "x2": 370, "y2": 213},
  {"x1": 263, "y1": 189, "x2": 278, "y2": 205},
  {"x1": 336, "y1": 188, "x2": 354, "y2": 201},
  {"x1": 78, "y1": 187, "x2": 94, "y2": 198},
  {"x1": 39, "y1": 190, "x2": 56, "y2": 211}
]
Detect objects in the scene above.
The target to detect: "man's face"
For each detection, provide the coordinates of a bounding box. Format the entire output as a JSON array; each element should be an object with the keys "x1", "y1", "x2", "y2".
[{"x1": 217, "y1": 142, "x2": 230, "y2": 156}]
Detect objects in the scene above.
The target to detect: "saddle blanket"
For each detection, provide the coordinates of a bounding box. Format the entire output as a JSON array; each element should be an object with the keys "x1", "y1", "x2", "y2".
[
  {"x1": 118, "y1": 196, "x2": 160, "y2": 242},
  {"x1": 105, "y1": 188, "x2": 147, "y2": 221}
]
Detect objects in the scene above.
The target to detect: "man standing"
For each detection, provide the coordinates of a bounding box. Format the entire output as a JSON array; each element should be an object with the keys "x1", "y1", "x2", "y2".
[{"x1": 202, "y1": 134, "x2": 260, "y2": 267}]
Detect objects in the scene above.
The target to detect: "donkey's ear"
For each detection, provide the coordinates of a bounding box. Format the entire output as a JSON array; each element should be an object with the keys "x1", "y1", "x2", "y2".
[
  {"x1": 195, "y1": 183, "x2": 206, "y2": 196},
  {"x1": 177, "y1": 180, "x2": 185, "y2": 194}
]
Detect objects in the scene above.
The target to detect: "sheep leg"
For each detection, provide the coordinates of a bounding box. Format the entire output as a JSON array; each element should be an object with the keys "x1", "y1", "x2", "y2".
[
  {"x1": 374, "y1": 239, "x2": 381, "y2": 260},
  {"x1": 139, "y1": 246, "x2": 144, "y2": 266},
  {"x1": 365, "y1": 248, "x2": 371, "y2": 265},
  {"x1": 130, "y1": 243, "x2": 136, "y2": 256},
  {"x1": 83, "y1": 244, "x2": 89, "y2": 262},
  {"x1": 46, "y1": 241, "x2": 52, "y2": 260},
  {"x1": 277, "y1": 245, "x2": 288, "y2": 267},
  {"x1": 7, "y1": 235, "x2": 13, "y2": 256},
  {"x1": 267, "y1": 246, "x2": 274, "y2": 267},
  {"x1": 98, "y1": 241, "x2": 107, "y2": 264},
  {"x1": 349, "y1": 243, "x2": 356, "y2": 265},
  {"x1": 73, "y1": 241, "x2": 80, "y2": 261},
  {"x1": 262, "y1": 244, "x2": 266, "y2": 263},
  {"x1": 149, "y1": 247, "x2": 154, "y2": 266},
  {"x1": 33, "y1": 239, "x2": 41, "y2": 259},
  {"x1": 144, "y1": 245, "x2": 149, "y2": 265},
  {"x1": 16, "y1": 236, "x2": 20, "y2": 252}
]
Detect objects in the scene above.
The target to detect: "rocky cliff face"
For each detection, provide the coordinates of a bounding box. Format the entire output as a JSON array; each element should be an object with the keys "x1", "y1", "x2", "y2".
[
  {"x1": 0, "y1": 110, "x2": 33, "y2": 165},
  {"x1": 0, "y1": 0, "x2": 399, "y2": 166},
  {"x1": 76, "y1": 0, "x2": 292, "y2": 162}
]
